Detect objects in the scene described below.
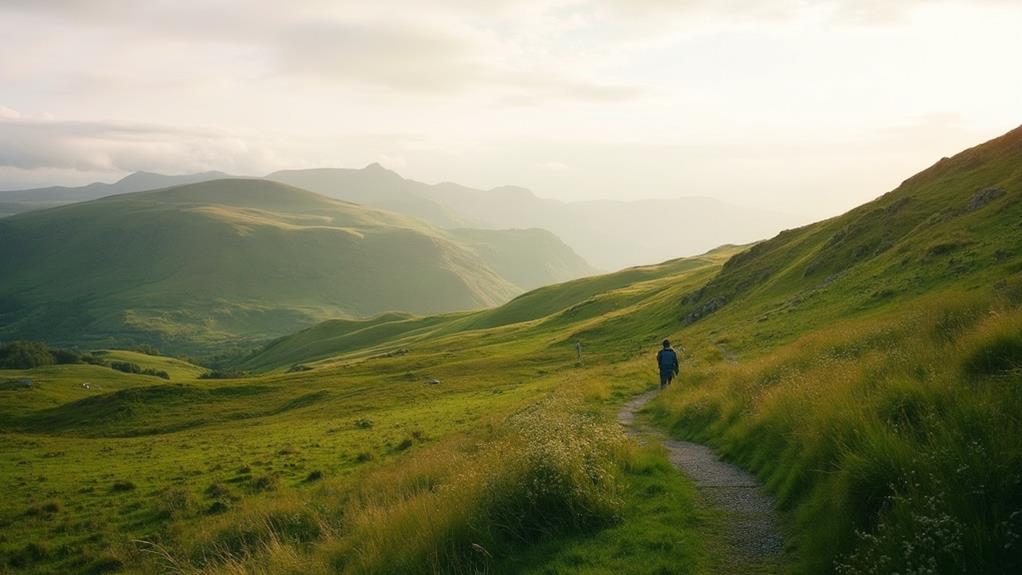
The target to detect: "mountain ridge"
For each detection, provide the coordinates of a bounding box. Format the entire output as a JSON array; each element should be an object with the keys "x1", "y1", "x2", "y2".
[{"x1": 0, "y1": 179, "x2": 593, "y2": 353}]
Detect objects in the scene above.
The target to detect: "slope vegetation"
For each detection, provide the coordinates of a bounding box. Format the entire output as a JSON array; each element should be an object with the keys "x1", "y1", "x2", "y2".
[
  {"x1": 3, "y1": 126, "x2": 1021, "y2": 575},
  {"x1": 267, "y1": 165, "x2": 802, "y2": 270},
  {"x1": 1, "y1": 179, "x2": 566, "y2": 353},
  {"x1": 0, "y1": 170, "x2": 231, "y2": 214},
  {"x1": 237, "y1": 124, "x2": 1022, "y2": 573}
]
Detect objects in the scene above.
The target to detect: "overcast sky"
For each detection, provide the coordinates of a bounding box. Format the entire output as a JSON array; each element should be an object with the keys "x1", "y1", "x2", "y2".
[{"x1": 1, "y1": 0, "x2": 1020, "y2": 218}]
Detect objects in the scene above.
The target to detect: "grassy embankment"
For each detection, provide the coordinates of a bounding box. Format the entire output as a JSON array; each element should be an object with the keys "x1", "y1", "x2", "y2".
[
  {"x1": 644, "y1": 125, "x2": 1022, "y2": 574},
  {"x1": 4, "y1": 125, "x2": 1022, "y2": 574},
  {"x1": 1, "y1": 250, "x2": 738, "y2": 574}
]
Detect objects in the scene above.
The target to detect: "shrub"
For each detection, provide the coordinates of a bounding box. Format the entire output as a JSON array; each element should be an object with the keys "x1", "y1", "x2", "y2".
[
  {"x1": 51, "y1": 348, "x2": 82, "y2": 364},
  {"x1": 961, "y1": 315, "x2": 1022, "y2": 377},
  {"x1": 110, "y1": 480, "x2": 136, "y2": 492},
  {"x1": 159, "y1": 487, "x2": 196, "y2": 514},
  {"x1": 109, "y1": 361, "x2": 142, "y2": 374},
  {"x1": 205, "y1": 482, "x2": 232, "y2": 499},
  {"x1": 250, "y1": 475, "x2": 280, "y2": 492},
  {"x1": 199, "y1": 368, "x2": 248, "y2": 379},
  {"x1": 0, "y1": 341, "x2": 56, "y2": 369},
  {"x1": 190, "y1": 498, "x2": 323, "y2": 563},
  {"x1": 336, "y1": 397, "x2": 625, "y2": 573}
]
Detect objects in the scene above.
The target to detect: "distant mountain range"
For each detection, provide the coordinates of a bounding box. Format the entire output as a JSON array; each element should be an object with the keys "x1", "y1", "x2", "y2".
[
  {"x1": 0, "y1": 179, "x2": 595, "y2": 353},
  {"x1": 2, "y1": 166, "x2": 804, "y2": 270}
]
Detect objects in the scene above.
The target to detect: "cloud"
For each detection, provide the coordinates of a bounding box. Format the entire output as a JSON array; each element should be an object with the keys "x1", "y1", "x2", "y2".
[
  {"x1": 0, "y1": 113, "x2": 278, "y2": 174},
  {"x1": 271, "y1": 19, "x2": 488, "y2": 91},
  {"x1": 0, "y1": 1, "x2": 643, "y2": 103}
]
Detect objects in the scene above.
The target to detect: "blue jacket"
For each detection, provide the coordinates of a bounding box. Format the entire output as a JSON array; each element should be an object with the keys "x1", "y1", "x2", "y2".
[{"x1": 657, "y1": 348, "x2": 679, "y2": 373}]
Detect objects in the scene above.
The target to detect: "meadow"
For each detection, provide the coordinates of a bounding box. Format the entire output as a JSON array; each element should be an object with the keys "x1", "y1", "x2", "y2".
[{"x1": 3, "y1": 126, "x2": 1022, "y2": 574}]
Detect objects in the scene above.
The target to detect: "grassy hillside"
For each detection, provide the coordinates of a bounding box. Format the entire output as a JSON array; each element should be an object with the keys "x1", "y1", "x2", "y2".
[
  {"x1": 93, "y1": 350, "x2": 207, "y2": 380},
  {"x1": 445, "y1": 227, "x2": 599, "y2": 289},
  {"x1": 267, "y1": 165, "x2": 469, "y2": 228},
  {"x1": 236, "y1": 247, "x2": 742, "y2": 372},
  {"x1": 0, "y1": 178, "x2": 518, "y2": 352},
  {"x1": 267, "y1": 165, "x2": 803, "y2": 270},
  {"x1": 1, "y1": 243, "x2": 736, "y2": 574},
  {"x1": 0, "y1": 171, "x2": 231, "y2": 214},
  {"x1": 221, "y1": 124, "x2": 1020, "y2": 573},
  {"x1": 2, "y1": 126, "x2": 1021, "y2": 575},
  {"x1": 0, "y1": 179, "x2": 593, "y2": 354}
]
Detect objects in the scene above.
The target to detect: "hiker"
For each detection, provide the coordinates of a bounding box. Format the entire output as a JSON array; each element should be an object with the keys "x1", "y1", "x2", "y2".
[{"x1": 656, "y1": 339, "x2": 680, "y2": 390}]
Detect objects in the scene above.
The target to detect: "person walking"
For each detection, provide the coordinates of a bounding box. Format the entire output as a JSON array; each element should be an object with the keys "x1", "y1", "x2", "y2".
[{"x1": 656, "y1": 339, "x2": 680, "y2": 390}]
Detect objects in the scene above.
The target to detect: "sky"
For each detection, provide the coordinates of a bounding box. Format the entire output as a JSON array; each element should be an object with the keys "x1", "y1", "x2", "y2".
[{"x1": 1, "y1": 0, "x2": 1020, "y2": 219}]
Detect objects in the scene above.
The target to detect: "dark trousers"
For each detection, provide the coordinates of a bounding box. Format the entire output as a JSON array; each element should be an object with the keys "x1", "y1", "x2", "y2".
[{"x1": 659, "y1": 370, "x2": 675, "y2": 388}]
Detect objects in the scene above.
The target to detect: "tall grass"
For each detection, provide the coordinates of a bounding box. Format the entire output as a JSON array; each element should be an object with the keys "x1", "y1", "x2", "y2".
[
  {"x1": 158, "y1": 396, "x2": 627, "y2": 574},
  {"x1": 650, "y1": 296, "x2": 1022, "y2": 574}
]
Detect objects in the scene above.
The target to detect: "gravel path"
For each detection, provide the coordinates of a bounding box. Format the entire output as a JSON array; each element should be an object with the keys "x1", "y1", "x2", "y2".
[{"x1": 618, "y1": 389, "x2": 785, "y2": 571}]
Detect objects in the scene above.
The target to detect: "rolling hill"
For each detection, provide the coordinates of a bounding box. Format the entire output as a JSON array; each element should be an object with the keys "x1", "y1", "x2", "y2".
[
  {"x1": 267, "y1": 165, "x2": 804, "y2": 271},
  {"x1": 0, "y1": 170, "x2": 232, "y2": 215},
  {"x1": 224, "y1": 125, "x2": 1022, "y2": 572},
  {"x1": 5, "y1": 164, "x2": 801, "y2": 272},
  {"x1": 0, "y1": 179, "x2": 593, "y2": 353},
  {"x1": 2, "y1": 125, "x2": 1021, "y2": 575}
]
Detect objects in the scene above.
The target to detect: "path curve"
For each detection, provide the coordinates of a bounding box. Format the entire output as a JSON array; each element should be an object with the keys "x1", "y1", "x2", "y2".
[{"x1": 618, "y1": 390, "x2": 785, "y2": 570}]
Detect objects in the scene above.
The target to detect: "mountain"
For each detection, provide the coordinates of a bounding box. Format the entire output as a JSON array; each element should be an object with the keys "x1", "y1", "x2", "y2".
[
  {"x1": 232, "y1": 125, "x2": 1022, "y2": 574},
  {"x1": 5, "y1": 165, "x2": 801, "y2": 271},
  {"x1": 446, "y1": 227, "x2": 598, "y2": 291},
  {"x1": 0, "y1": 170, "x2": 231, "y2": 215},
  {"x1": 265, "y1": 166, "x2": 804, "y2": 270},
  {"x1": 0, "y1": 179, "x2": 592, "y2": 353},
  {"x1": 4, "y1": 126, "x2": 1020, "y2": 575},
  {"x1": 267, "y1": 165, "x2": 469, "y2": 228}
]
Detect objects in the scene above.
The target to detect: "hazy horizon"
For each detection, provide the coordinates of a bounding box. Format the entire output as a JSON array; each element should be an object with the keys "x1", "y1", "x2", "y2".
[{"x1": 2, "y1": 1, "x2": 1020, "y2": 220}]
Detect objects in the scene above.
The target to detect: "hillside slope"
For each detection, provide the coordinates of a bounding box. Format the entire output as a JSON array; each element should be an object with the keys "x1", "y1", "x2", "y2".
[
  {"x1": 267, "y1": 165, "x2": 802, "y2": 270},
  {"x1": 446, "y1": 227, "x2": 598, "y2": 291},
  {"x1": 0, "y1": 170, "x2": 231, "y2": 214},
  {"x1": 266, "y1": 165, "x2": 469, "y2": 228},
  {"x1": 0, "y1": 179, "x2": 529, "y2": 353},
  {"x1": 235, "y1": 125, "x2": 1022, "y2": 573}
]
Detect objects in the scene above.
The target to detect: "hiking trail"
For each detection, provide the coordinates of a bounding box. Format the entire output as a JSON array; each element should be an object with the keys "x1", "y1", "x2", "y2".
[{"x1": 618, "y1": 390, "x2": 785, "y2": 572}]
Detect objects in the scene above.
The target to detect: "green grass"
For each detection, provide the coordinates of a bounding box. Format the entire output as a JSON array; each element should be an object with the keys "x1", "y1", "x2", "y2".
[
  {"x1": 3, "y1": 125, "x2": 1022, "y2": 574},
  {"x1": 0, "y1": 179, "x2": 594, "y2": 355},
  {"x1": 92, "y1": 350, "x2": 207, "y2": 381}
]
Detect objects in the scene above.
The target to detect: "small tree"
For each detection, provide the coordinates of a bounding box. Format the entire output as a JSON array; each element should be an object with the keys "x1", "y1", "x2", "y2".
[{"x1": 0, "y1": 341, "x2": 55, "y2": 369}]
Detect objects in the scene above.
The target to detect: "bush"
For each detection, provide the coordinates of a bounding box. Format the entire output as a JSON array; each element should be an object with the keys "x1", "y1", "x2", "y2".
[
  {"x1": 961, "y1": 316, "x2": 1022, "y2": 377},
  {"x1": 108, "y1": 361, "x2": 169, "y2": 379},
  {"x1": 0, "y1": 341, "x2": 56, "y2": 369},
  {"x1": 109, "y1": 361, "x2": 142, "y2": 374},
  {"x1": 110, "y1": 480, "x2": 136, "y2": 492},
  {"x1": 199, "y1": 368, "x2": 248, "y2": 379},
  {"x1": 335, "y1": 398, "x2": 625, "y2": 573},
  {"x1": 51, "y1": 348, "x2": 82, "y2": 364}
]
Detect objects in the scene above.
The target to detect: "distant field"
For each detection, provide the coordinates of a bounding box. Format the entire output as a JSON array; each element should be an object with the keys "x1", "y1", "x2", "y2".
[{"x1": 93, "y1": 350, "x2": 208, "y2": 381}]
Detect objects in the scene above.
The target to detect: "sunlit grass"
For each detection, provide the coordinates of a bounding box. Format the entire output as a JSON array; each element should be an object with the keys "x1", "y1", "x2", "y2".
[{"x1": 650, "y1": 294, "x2": 1022, "y2": 574}]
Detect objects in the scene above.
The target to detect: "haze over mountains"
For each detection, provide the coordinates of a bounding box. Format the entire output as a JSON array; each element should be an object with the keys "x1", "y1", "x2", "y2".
[
  {"x1": 270, "y1": 165, "x2": 807, "y2": 270},
  {"x1": 0, "y1": 179, "x2": 594, "y2": 353},
  {"x1": 2, "y1": 165, "x2": 804, "y2": 270}
]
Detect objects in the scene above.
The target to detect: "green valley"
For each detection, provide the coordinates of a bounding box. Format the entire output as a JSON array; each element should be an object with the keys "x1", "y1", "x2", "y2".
[
  {"x1": 1, "y1": 125, "x2": 1021, "y2": 575},
  {"x1": 0, "y1": 179, "x2": 593, "y2": 355}
]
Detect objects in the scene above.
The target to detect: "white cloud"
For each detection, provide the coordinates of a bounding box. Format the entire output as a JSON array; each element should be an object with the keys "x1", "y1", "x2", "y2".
[
  {"x1": 534, "y1": 161, "x2": 569, "y2": 171},
  {"x1": 0, "y1": 115, "x2": 279, "y2": 175}
]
